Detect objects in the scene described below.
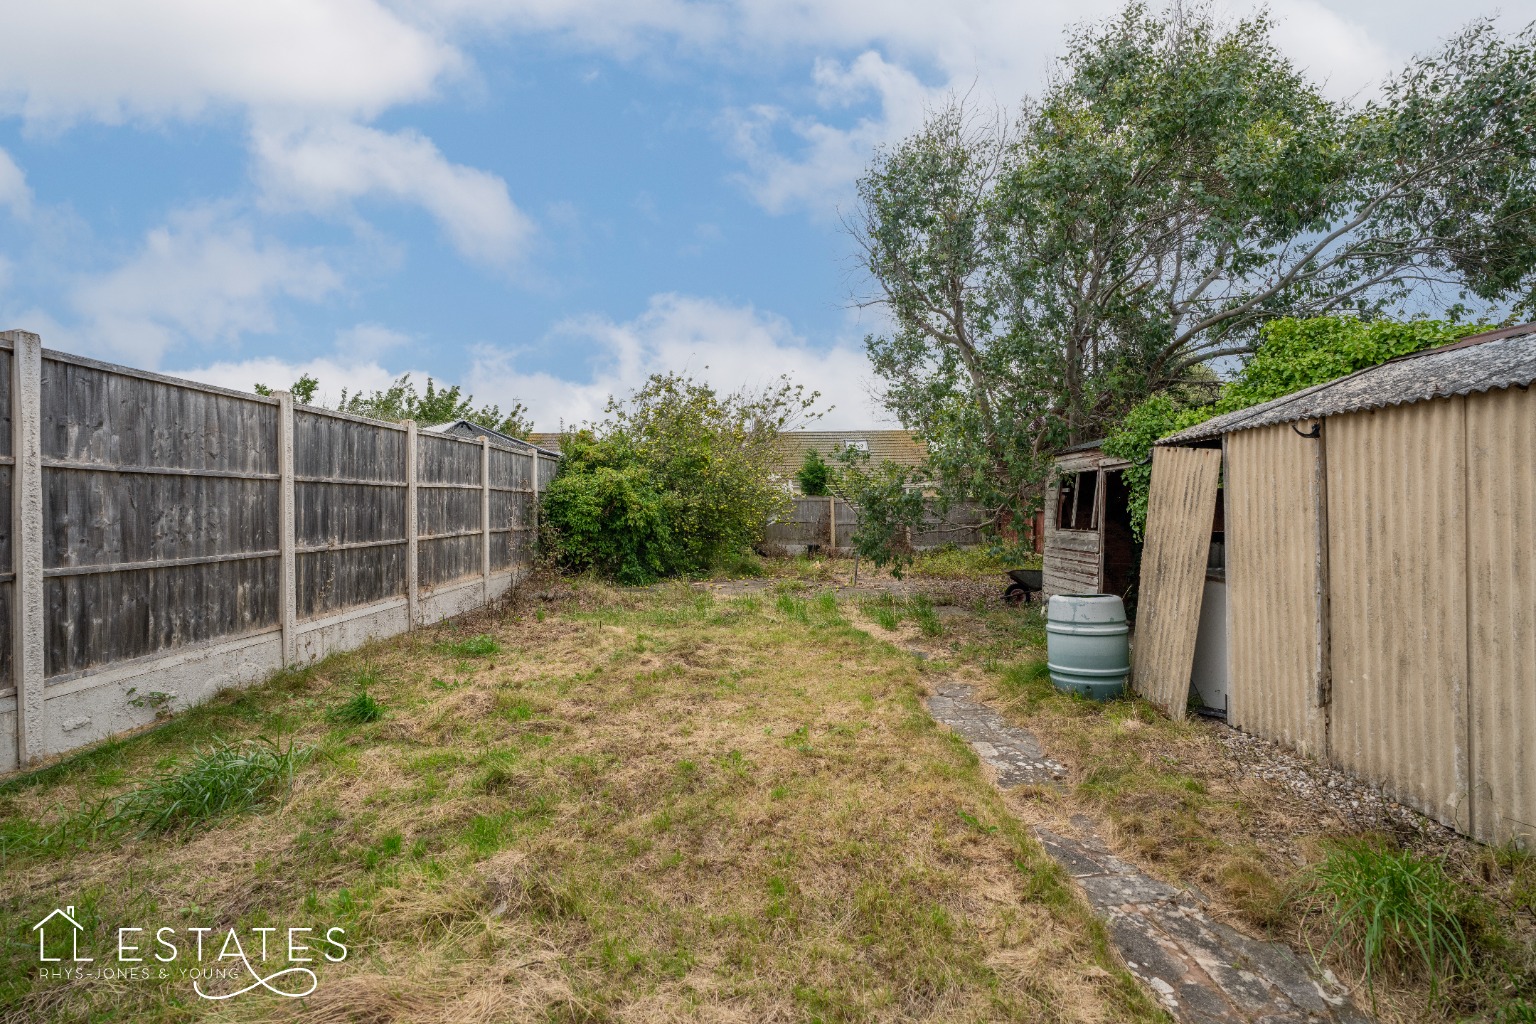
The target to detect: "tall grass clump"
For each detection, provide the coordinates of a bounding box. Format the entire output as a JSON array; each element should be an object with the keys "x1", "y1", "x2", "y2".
[
  {"x1": 328, "y1": 691, "x2": 385, "y2": 725},
  {"x1": 1295, "y1": 839, "x2": 1476, "y2": 1006},
  {"x1": 909, "y1": 595, "x2": 943, "y2": 637},
  {"x1": 100, "y1": 738, "x2": 310, "y2": 835}
]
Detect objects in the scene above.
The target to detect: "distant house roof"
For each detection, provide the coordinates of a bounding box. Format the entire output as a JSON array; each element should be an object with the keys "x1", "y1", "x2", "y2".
[
  {"x1": 774, "y1": 429, "x2": 928, "y2": 479},
  {"x1": 1159, "y1": 324, "x2": 1536, "y2": 446},
  {"x1": 422, "y1": 419, "x2": 560, "y2": 457},
  {"x1": 525, "y1": 431, "x2": 563, "y2": 452}
]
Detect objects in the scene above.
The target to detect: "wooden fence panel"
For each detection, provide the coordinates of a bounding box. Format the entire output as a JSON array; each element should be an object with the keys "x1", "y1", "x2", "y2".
[
  {"x1": 294, "y1": 410, "x2": 408, "y2": 619},
  {"x1": 0, "y1": 338, "x2": 552, "y2": 767},
  {"x1": 1133, "y1": 446, "x2": 1221, "y2": 718},
  {"x1": 39, "y1": 355, "x2": 281, "y2": 679},
  {"x1": 417, "y1": 434, "x2": 483, "y2": 588}
]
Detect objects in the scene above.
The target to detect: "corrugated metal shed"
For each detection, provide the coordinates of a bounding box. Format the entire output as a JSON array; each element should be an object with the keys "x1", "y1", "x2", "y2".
[
  {"x1": 1148, "y1": 323, "x2": 1536, "y2": 844},
  {"x1": 1160, "y1": 325, "x2": 1536, "y2": 445}
]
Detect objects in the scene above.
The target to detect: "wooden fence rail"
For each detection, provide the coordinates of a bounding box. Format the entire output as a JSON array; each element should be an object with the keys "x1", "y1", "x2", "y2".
[
  {"x1": 0, "y1": 330, "x2": 556, "y2": 770},
  {"x1": 760, "y1": 495, "x2": 989, "y2": 554}
]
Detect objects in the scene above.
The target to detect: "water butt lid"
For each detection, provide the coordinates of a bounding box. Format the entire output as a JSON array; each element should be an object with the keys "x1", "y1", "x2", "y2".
[{"x1": 1047, "y1": 593, "x2": 1126, "y2": 624}]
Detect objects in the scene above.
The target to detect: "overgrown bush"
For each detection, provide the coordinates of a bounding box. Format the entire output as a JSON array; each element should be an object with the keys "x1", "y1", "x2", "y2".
[
  {"x1": 832, "y1": 446, "x2": 929, "y2": 577},
  {"x1": 541, "y1": 373, "x2": 818, "y2": 584},
  {"x1": 1104, "y1": 317, "x2": 1488, "y2": 536}
]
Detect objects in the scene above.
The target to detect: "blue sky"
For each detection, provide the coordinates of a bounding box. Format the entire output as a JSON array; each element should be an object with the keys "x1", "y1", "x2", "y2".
[{"x1": 0, "y1": 0, "x2": 1529, "y2": 430}]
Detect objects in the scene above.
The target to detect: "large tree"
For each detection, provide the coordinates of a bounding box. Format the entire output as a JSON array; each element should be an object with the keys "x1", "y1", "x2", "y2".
[{"x1": 855, "y1": 4, "x2": 1536, "y2": 524}]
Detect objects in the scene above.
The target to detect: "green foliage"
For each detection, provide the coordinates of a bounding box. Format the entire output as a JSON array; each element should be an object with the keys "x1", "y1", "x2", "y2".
[
  {"x1": 1295, "y1": 839, "x2": 1476, "y2": 1006},
  {"x1": 100, "y1": 738, "x2": 309, "y2": 835},
  {"x1": 796, "y1": 448, "x2": 832, "y2": 496},
  {"x1": 1102, "y1": 317, "x2": 1487, "y2": 536},
  {"x1": 339, "y1": 374, "x2": 532, "y2": 437},
  {"x1": 541, "y1": 373, "x2": 818, "y2": 584},
  {"x1": 1220, "y1": 318, "x2": 1482, "y2": 410},
  {"x1": 255, "y1": 372, "x2": 531, "y2": 436},
  {"x1": 253, "y1": 374, "x2": 320, "y2": 404},
  {"x1": 327, "y1": 692, "x2": 385, "y2": 726},
  {"x1": 832, "y1": 446, "x2": 928, "y2": 578},
  {"x1": 856, "y1": 5, "x2": 1536, "y2": 530}
]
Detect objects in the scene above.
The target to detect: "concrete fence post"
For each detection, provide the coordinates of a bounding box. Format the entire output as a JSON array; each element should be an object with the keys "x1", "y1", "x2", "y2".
[
  {"x1": 276, "y1": 392, "x2": 297, "y2": 665},
  {"x1": 406, "y1": 420, "x2": 419, "y2": 627},
  {"x1": 529, "y1": 450, "x2": 540, "y2": 559},
  {"x1": 828, "y1": 495, "x2": 836, "y2": 551},
  {"x1": 481, "y1": 436, "x2": 491, "y2": 601},
  {"x1": 8, "y1": 331, "x2": 43, "y2": 767}
]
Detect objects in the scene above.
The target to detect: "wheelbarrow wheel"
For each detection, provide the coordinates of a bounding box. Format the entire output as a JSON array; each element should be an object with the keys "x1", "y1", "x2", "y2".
[{"x1": 1003, "y1": 583, "x2": 1029, "y2": 606}]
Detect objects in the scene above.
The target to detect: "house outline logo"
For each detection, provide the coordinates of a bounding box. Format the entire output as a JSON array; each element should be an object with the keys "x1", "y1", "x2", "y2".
[{"x1": 32, "y1": 906, "x2": 93, "y2": 963}]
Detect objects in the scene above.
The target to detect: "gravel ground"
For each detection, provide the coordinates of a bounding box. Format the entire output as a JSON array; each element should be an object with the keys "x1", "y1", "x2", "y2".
[{"x1": 1215, "y1": 724, "x2": 1460, "y2": 849}]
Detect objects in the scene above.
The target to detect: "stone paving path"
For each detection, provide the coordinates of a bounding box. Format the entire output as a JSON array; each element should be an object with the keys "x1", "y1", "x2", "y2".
[
  {"x1": 923, "y1": 679, "x2": 1369, "y2": 1024},
  {"x1": 925, "y1": 681, "x2": 1067, "y2": 785}
]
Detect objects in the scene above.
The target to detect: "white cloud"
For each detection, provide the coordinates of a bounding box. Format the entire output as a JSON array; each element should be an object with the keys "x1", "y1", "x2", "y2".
[
  {"x1": 68, "y1": 207, "x2": 341, "y2": 366},
  {"x1": 1268, "y1": 0, "x2": 1399, "y2": 100},
  {"x1": 178, "y1": 348, "x2": 427, "y2": 406},
  {"x1": 468, "y1": 293, "x2": 889, "y2": 431},
  {"x1": 728, "y1": 51, "x2": 936, "y2": 215},
  {"x1": 0, "y1": 148, "x2": 32, "y2": 218},
  {"x1": 334, "y1": 322, "x2": 414, "y2": 359},
  {"x1": 0, "y1": 0, "x2": 455, "y2": 125},
  {"x1": 253, "y1": 119, "x2": 534, "y2": 265}
]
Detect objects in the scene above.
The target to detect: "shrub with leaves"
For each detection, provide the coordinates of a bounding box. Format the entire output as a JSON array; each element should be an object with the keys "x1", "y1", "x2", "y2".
[
  {"x1": 832, "y1": 445, "x2": 928, "y2": 578},
  {"x1": 1103, "y1": 317, "x2": 1487, "y2": 536},
  {"x1": 542, "y1": 373, "x2": 819, "y2": 584},
  {"x1": 796, "y1": 449, "x2": 832, "y2": 496}
]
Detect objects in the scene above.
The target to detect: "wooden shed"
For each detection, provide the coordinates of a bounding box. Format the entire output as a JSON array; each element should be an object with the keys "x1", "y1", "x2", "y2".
[
  {"x1": 1042, "y1": 441, "x2": 1139, "y2": 600},
  {"x1": 1136, "y1": 325, "x2": 1536, "y2": 845}
]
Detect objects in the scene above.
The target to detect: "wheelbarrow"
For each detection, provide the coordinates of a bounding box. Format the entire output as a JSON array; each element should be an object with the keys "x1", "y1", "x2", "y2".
[{"x1": 1003, "y1": 568, "x2": 1043, "y2": 606}]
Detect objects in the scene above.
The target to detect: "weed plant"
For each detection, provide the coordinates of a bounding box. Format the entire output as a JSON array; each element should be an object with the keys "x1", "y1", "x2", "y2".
[
  {"x1": 99, "y1": 738, "x2": 310, "y2": 835},
  {"x1": 328, "y1": 691, "x2": 385, "y2": 725},
  {"x1": 1295, "y1": 839, "x2": 1475, "y2": 1005}
]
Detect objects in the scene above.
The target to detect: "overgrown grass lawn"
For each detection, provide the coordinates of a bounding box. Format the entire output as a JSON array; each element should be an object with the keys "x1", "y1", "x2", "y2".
[{"x1": 0, "y1": 583, "x2": 1154, "y2": 1024}]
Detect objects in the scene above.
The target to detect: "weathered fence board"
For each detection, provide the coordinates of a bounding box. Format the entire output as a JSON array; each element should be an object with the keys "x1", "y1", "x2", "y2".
[
  {"x1": 46, "y1": 557, "x2": 280, "y2": 678},
  {"x1": 45, "y1": 470, "x2": 279, "y2": 567},
  {"x1": 0, "y1": 335, "x2": 549, "y2": 771},
  {"x1": 42, "y1": 355, "x2": 278, "y2": 473},
  {"x1": 762, "y1": 496, "x2": 987, "y2": 553},
  {"x1": 298, "y1": 544, "x2": 407, "y2": 618}
]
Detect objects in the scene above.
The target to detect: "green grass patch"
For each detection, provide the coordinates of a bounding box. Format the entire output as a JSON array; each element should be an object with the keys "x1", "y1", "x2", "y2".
[{"x1": 440, "y1": 633, "x2": 501, "y2": 657}]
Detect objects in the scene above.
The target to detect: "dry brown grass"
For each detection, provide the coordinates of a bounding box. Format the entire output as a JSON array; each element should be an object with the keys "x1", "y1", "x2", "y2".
[
  {"x1": 0, "y1": 580, "x2": 1159, "y2": 1024},
  {"x1": 870, "y1": 588, "x2": 1536, "y2": 1024}
]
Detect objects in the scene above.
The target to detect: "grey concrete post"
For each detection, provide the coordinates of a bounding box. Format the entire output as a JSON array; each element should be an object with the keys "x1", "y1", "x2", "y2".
[
  {"x1": 480, "y1": 436, "x2": 491, "y2": 601},
  {"x1": 276, "y1": 391, "x2": 297, "y2": 665},
  {"x1": 405, "y1": 421, "x2": 419, "y2": 627},
  {"x1": 529, "y1": 450, "x2": 540, "y2": 558},
  {"x1": 828, "y1": 495, "x2": 836, "y2": 551},
  {"x1": 7, "y1": 331, "x2": 43, "y2": 767}
]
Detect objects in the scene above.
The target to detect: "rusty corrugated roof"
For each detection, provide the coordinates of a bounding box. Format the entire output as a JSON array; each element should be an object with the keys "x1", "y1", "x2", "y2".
[{"x1": 1159, "y1": 325, "x2": 1536, "y2": 445}]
